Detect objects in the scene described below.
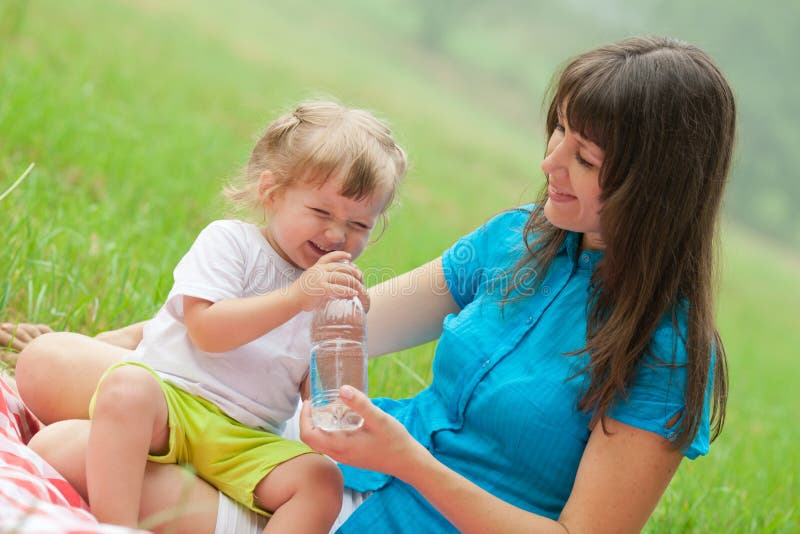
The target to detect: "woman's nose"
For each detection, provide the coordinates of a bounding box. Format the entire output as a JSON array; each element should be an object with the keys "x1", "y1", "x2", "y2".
[
  {"x1": 541, "y1": 138, "x2": 565, "y2": 177},
  {"x1": 541, "y1": 152, "x2": 561, "y2": 178}
]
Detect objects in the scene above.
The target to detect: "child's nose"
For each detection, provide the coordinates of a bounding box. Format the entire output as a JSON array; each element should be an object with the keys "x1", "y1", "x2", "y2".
[{"x1": 324, "y1": 224, "x2": 346, "y2": 245}]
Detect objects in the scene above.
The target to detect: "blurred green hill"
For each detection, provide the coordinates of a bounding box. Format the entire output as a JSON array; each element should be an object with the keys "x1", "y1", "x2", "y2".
[{"x1": 361, "y1": 0, "x2": 800, "y2": 249}]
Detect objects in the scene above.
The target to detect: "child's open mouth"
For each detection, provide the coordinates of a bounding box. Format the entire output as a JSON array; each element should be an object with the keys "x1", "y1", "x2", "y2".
[{"x1": 309, "y1": 240, "x2": 336, "y2": 255}]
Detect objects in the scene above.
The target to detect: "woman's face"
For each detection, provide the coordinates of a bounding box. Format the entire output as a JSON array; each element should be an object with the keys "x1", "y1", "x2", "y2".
[{"x1": 540, "y1": 109, "x2": 605, "y2": 250}]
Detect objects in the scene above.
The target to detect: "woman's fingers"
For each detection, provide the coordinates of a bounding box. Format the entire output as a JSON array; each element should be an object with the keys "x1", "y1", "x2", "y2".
[
  {"x1": 300, "y1": 387, "x2": 422, "y2": 479},
  {"x1": 338, "y1": 385, "x2": 373, "y2": 419},
  {"x1": 1, "y1": 323, "x2": 53, "y2": 351}
]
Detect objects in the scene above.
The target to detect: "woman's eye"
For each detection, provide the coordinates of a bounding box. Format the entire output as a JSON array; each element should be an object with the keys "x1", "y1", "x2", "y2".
[
  {"x1": 576, "y1": 154, "x2": 594, "y2": 168},
  {"x1": 555, "y1": 122, "x2": 565, "y2": 133}
]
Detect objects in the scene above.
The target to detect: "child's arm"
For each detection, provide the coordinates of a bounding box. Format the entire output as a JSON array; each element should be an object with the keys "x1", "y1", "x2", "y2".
[{"x1": 184, "y1": 251, "x2": 366, "y2": 353}]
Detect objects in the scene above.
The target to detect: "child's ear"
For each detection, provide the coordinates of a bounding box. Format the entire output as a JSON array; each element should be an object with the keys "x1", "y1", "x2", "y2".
[{"x1": 258, "y1": 171, "x2": 277, "y2": 207}]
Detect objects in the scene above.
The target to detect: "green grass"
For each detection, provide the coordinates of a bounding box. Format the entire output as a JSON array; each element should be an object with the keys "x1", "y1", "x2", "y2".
[{"x1": 1, "y1": 1, "x2": 797, "y2": 531}]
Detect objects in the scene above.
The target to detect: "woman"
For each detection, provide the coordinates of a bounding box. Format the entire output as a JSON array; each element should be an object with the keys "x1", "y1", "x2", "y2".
[{"x1": 16, "y1": 36, "x2": 734, "y2": 533}]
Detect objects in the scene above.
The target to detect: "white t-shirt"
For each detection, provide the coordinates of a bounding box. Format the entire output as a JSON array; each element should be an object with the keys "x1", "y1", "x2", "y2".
[{"x1": 133, "y1": 219, "x2": 312, "y2": 434}]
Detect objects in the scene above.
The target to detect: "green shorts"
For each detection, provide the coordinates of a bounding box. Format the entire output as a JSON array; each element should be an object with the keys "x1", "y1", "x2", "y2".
[{"x1": 90, "y1": 361, "x2": 315, "y2": 516}]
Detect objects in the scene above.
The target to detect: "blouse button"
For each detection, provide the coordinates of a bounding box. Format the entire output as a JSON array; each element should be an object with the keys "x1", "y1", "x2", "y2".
[
  {"x1": 580, "y1": 253, "x2": 591, "y2": 265},
  {"x1": 526, "y1": 316, "x2": 533, "y2": 325},
  {"x1": 482, "y1": 359, "x2": 490, "y2": 368}
]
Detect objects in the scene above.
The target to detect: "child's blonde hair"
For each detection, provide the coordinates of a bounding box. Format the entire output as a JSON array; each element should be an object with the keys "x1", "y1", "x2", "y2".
[{"x1": 226, "y1": 100, "x2": 407, "y2": 218}]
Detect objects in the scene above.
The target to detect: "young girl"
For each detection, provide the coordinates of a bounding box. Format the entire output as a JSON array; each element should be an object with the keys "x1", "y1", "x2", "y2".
[{"x1": 84, "y1": 101, "x2": 407, "y2": 532}]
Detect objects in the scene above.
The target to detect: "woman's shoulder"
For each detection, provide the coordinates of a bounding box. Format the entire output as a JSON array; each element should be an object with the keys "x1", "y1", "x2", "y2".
[
  {"x1": 446, "y1": 205, "x2": 532, "y2": 262},
  {"x1": 647, "y1": 302, "x2": 691, "y2": 366},
  {"x1": 460, "y1": 205, "x2": 533, "y2": 251},
  {"x1": 482, "y1": 204, "x2": 534, "y2": 234}
]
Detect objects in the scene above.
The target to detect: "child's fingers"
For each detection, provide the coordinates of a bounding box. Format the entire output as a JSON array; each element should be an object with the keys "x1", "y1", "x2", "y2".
[
  {"x1": 313, "y1": 254, "x2": 364, "y2": 282},
  {"x1": 325, "y1": 270, "x2": 365, "y2": 290},
  {"x1": 317, "y1": 250, "x2": 352, "y2": 264},
  {"x1": 325, "y1": 278, "x2": 368, "y2": 303}
]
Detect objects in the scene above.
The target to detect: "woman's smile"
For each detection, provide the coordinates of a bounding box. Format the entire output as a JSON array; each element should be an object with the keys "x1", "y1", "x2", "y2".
[{"x1": 547, "y1": 183, "x2": 577, "y2": 202}]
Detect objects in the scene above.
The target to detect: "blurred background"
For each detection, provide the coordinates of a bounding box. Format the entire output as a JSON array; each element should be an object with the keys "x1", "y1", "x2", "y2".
[{"x1": 1, "y1": 0, "x2": 798, "y2": 531}]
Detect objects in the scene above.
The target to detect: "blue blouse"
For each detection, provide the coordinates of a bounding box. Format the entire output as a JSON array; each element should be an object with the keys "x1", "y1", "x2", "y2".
[{"x1": 338, "y1": 206, "x2": 712, "y2": 533}]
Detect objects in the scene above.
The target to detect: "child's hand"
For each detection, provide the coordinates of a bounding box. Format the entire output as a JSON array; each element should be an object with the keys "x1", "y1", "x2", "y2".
[{"x1": 289, "y1": 251, "x2": 368, "y2": 311}]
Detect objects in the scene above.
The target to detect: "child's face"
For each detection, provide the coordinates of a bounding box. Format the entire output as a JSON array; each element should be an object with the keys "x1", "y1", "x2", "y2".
[
  {"x1": 541, "y1": 108, "x2": 605, "y2": 250},
  {"x1": 262, "y1": 176, "x2": 388, "y2": 269}
]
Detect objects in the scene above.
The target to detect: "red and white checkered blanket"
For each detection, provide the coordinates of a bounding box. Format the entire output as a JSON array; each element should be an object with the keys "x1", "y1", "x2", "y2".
[{"x1": 0, "y1": 376, "x2": 136, "y2": 533}]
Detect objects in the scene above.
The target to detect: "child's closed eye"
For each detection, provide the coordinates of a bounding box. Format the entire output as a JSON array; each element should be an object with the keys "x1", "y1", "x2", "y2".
[
  {"x1": 350, "y1": 221, "x2": 371, "y2": 231},
  {"x1": 309, "y1": 207, "x2": 330, "y2": 217}
]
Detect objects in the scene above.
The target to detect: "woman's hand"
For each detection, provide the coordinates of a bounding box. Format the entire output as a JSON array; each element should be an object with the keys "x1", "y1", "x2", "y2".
[
  {"x1": 289, "y1": 252, "x2": 369, "y2": 312},
  {"x1": 0, "y1": 322, "x2": 53, "y2": 352},
  {"x1": 299, "y1": 385, "x2": 427, "y2": 477}
]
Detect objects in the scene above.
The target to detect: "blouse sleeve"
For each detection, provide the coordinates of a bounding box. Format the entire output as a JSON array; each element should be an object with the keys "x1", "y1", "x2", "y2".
[
  {"x1": 609, "y1": 315, "x2": 714, "y2": 459},
  {"x1": 441, "y1": 207, "x2": 531, "y2": 309}
]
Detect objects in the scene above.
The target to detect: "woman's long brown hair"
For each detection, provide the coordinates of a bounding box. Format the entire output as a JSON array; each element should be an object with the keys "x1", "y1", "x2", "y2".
[{"x1": 511, "y1": 37, "x2": 734, "y2": 448}]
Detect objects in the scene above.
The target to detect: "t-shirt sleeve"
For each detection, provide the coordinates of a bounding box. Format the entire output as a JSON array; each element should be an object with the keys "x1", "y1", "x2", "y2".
[
  {"x1": 609, "y1": 318, "x2": 713, "y2": 459},
  {"x1": 442, "y1": 207, "x2": 530, "y2": 309},
  {"x1": 165, "y1": 220, "x2": 248, "y2": 319}
]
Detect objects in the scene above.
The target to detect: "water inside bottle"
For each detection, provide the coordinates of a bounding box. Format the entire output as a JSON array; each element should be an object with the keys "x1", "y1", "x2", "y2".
[{"x1": 309, "y1": 339, "x2": 367, "y2": 430}]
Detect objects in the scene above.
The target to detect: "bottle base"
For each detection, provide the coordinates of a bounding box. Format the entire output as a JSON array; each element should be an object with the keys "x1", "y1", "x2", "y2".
[{"x1": 311, "y1": 401, "x2": 364, "y2": 431}]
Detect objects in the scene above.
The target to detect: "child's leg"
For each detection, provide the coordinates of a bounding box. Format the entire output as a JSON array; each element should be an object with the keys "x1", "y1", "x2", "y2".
[
  {"x1": 15, "y1": 332, "x2": 130, "y2": 423},
  {"x1": 87, "y1": 364, "x2": 171, "y2": 527},
  {"x1": 254, "y1": 453, "x2": 343, "y2": 534}
]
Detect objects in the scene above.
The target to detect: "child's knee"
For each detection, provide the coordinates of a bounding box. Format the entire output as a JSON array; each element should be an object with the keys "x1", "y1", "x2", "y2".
[
  {"x1": 306, "y1": 454, "x2": 344, "y2": 497},
  {"x1": 255, "y1": 453, "x2": 343, "y2": 514},
  {"x1": 300, "y1": 454, "x2": 344, "y2": 516},
  {"x1": 94, "y1": 366, "x2": 162, "y2": 415},
  {"x1": 291, "y1": 453, "x2": 343, "y2": 498}
]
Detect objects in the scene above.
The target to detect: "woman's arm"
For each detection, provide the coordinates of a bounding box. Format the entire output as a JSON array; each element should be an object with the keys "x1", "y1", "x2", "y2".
[
  {"x1": 366, "y1": 257, "x2": 460, "y2": 357},
  {"x1": 300, "y1": 386, "x2": 682, "y2": 534},
  {"x1": 93, "y1": 321, "x2": 147, "y2": 349}
]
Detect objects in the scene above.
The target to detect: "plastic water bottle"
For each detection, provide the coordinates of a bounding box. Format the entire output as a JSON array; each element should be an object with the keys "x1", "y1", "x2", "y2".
[{"x1": 309, "y1": 294, "x2": 368, "y2": 430}]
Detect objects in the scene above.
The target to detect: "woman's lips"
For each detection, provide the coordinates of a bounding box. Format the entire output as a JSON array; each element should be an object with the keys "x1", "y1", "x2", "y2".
[{"x1": 548, "y1": 184, "x2": 576, "y2": 202}]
